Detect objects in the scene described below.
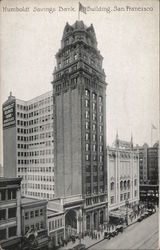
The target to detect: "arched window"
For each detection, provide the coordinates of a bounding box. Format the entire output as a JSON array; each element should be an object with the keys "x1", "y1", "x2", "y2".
[
  {"x1": 110, "y1": 182, "x2": 114, "y2": 190},
  {"x1": 127, "y1": 180, "x2": 130, "y2": 189},
  {"x1": 120, "y1": 181, "x2": 123, "y2": 191}
]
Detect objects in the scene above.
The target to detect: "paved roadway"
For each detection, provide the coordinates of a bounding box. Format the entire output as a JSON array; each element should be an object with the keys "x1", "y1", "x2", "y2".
[{"x1": 90, "y1": 210, "x2": 159, "y2": 250}]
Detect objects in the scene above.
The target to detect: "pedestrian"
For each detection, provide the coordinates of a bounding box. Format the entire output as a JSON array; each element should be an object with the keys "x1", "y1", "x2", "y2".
[{"x1": 98, "y1": 232, "x2": 100, "y2": 239}]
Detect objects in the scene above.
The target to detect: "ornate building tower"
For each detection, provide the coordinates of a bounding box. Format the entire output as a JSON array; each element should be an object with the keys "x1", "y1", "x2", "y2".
[{"x1": 52, "y1": 21, "x2": 108, "y2": 231}]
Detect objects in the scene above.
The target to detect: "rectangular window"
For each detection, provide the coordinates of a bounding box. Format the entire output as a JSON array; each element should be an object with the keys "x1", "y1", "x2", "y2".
[
  {"x1": 85, "y1": 133, "x2": 89, "y2": 141},
  {"x1": 99, "y1": 125, "x2": 103, "y2": 133},
  {"x1": 0, "y1": 190, "x2": 6, "y2": 201},
  {"x1": 99, "y1": 145, "x2": 103, "y2": 152},
  {"x1": 85, "y1": 122, "x2": 89, "y2": 130},
  {"x1": 8, "y1": 207, "x2": 16, "y2": 219},
  {"x1": 93, "y1": 144, "x2": 96, "y2": 152},
  {"x1": 128, "y1": 192, "x2": 130, "y2": 199},
  {"x1": 120, "y1": 194, "x2": 123, "y2": 201},
  {"x1": 85, "y1": 110, "x2": 89, "y2": 119},
  {"x1": 40, "y1": 209, "x2": 43, "y2": 216},
  {"x1": 8, "y1": 226, "x2": 17, "y2": 238},
  {"x1": 0, "y1": 209, "x2": 6, "y2": 220},
  {"x1": 35, "y1": 210, "x2": 39, "y2": 217},
  {"x1": 25, "y1": 212, "x2": 29, "y2": 220},
  {"x1": 85, "y1": 99, "x2": 89, "y2": 108},
  {"x1": 86, "y1": 154, "x2": 89, "y2": 161},
  {"x1": 99, "y1": 155, "x2": 103, "y2": 163},
  {"x1": 99, "y1": 105, "x2": 102, "y2": 113},
  {"x1": 55, "y1": 220, "x2": 57, "y2": 229},
  {"x1": 92, "y1": 93, "x2": 96, "y2": 100},
  {"x1": 49, "y1": 221, "x2": 51, "y2": 231},
  {"x1": 30, "y1": 211, "x2": 34, "y2": 218},
  {"x1": 0, "y1": 229, "x2": 6, "y2": 240},
  {"x1": 85, "y1": 89, "x2": 89, "y2": 96},
  {"x1": 92, "y1": 134, "x2": 96, "y2": 141},
  {"x1": 99, "y1": 96, "x2": 102, "y2": 103},
  {"x1": 92, "y1": 103, "x2": 96, "y2": 111},
  {"x1": 86, "y1": 144, "x2": 89, "y2": 151},
  {"x1": 99, "y1": 135, "x2": 103, "y2": 142},
  {"x1": 92, "y1": 113, "x2": 96, "y2": 121},
  {"x1": 99, "y1": 115, "x2": 102, "y2": 122},
  {"x1": 92, "y1": 124, "x2": 96, "y2": 131}
]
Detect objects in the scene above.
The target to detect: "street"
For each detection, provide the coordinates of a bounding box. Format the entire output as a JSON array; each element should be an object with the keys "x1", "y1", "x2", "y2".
[{"x1": 90, "y1": 210, "x2": 159, "y2": 250}]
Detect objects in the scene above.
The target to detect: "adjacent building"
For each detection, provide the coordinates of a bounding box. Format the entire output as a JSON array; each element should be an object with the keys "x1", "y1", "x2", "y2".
[
  {"x1": 138, "y1": 142, "x2": 159, "y2": 205},
  {"x1": 0, "y1": 177, "x2": 22, "y2": 250},
  {"x1": 107, "y1": 135, "x2": 139, "y2": 225},
  {"x1": 21, "y1": 197, "x2": 48, "y2": 250},
  {"x1": 47, "y1": 201, "x2": 65, "y2": 248},
  {"x1": 139, "y1": 143, "x2": 148, "y2": 183},
  {"x1": 52, "y1": 20, "x2": 108, "y2": 232},
  {"x1": 147, "y1": 144, "x2": 159, "y2": 184},
  {"x1": 3, "y1": 91, "x2": 54, "y2": 200}
]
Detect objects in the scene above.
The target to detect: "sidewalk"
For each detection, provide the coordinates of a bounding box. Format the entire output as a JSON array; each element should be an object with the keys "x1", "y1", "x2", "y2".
[{"x1": 59, "y1": 232, "x2": 104, "y2": 250}]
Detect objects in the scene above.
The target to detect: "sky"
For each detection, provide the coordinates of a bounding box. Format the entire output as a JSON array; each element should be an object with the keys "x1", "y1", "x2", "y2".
[{"x1": 0, "y1": 0, "x2": 159, "y2": 164}]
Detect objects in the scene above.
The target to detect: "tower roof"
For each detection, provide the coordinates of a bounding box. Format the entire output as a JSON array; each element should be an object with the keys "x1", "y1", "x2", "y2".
[{"x1": 62, "y1": 20, "x2": 97, "y2": 47}]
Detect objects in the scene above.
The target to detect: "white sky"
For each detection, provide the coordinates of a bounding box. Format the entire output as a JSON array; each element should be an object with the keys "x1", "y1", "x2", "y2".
[{"x1": 0, "y1": 0, "x2": 159, "y2": 165}]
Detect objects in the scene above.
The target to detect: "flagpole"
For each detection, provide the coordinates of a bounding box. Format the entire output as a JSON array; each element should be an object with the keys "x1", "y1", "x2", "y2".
[
  {"x1": 151, "y1": 125, "x2": 152, "y2": 147},
  {"x1": 78, "y1": 2, "x2": 80, "y2": 21}
]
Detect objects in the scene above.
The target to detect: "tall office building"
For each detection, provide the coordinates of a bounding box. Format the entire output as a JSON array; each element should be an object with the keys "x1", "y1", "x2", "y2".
[
  {"x1": 139, "y1": 143, "x2": 148, "y2": 183},
  {"x1": 52, "y1": 21, "x2": 108, "y2": 231},
  {"x1": 138, "y1": 142, "x2": 159, "y2": 184},
  {"x1": 3, "y1": 91, "x2": 54, "y2": 200}
]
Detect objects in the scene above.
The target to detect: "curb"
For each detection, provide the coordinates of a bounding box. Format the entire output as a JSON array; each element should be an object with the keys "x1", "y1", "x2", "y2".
[{"x1": 86, "y1": 238, "x2": 104, "y2": 249}]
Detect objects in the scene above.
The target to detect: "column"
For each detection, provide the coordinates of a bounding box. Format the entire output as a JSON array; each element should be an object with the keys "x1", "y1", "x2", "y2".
[
  {"x1": 83, "y1": 212, "x2": 86, "y2": 233},
  {"x1": 91, "y1": 212, "x2": 94, "y2": 231},
  {"x1": 79, "y1": 208, "x2": 83, "y2": 234},
  {"x1": 104, "y1": 206, "x2": 108, "y2": 222},
  {"x1": 17, "y1": 188, "x2": 21, "y2": 237},
  {"x1": 98, "y1": 210, "x2": 100, "y2": 228},
  {"x1": 96, "y1": 211, "x2": 99, "y2": 230},
  {"x1": 76, "y1": 211, "x2": 80, "y2": 234}
]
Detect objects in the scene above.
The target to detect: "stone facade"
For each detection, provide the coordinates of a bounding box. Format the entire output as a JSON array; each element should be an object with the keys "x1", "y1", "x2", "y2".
[
  {"x1": 107, "y1": 136, "x2": 139, "y2": 212},
  {"x1": 0, "y1": 177, "x2": 22, "y2": 250},
  {"x1": 52, "y1": 20, "x2": 108, "y2": 232}
]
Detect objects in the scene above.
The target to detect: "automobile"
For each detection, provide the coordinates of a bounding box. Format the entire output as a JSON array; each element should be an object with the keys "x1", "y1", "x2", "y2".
[
  {"x1": 137, "y1": 217, "x2": 142, "y2": 222},
  {"x1": 104, "y1": 228, "x2": 118, "y2": 239},
  {"x1": 72, "y1": 244, "x2": 86, "y2": 250},
  {"x1": 104, "y1": 232, "x2": 111, "y2": 240},
  {"x1": 116, "y1": 225, "x2": 124, "y2": 233},
  {"x1": 143, "y1": 212, "x2": 149, "y2": 218},
  {"x1": 137, "y1": 212, "x2": 148, "y2": 222},
  {"x1": 137, "y1": 215, "x2": 144, "y2": 222},
  {"x1": 147, "y1": 209, "x2": 154, "y2": 216}
]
